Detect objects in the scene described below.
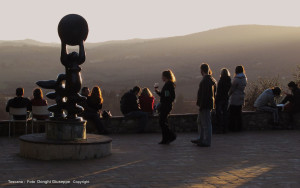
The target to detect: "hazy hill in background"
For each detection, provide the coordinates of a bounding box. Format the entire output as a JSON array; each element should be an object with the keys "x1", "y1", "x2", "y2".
[{"x1": 0, "y1": 25, "x2": 300, "y2": 100}]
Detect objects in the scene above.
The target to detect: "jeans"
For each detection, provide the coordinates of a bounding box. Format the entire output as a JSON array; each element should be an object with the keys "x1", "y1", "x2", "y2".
[
  {"x1": 125, "y1": 111, "x2": 148, "y2": 132},
  {"x1": 216, "y1": 100, "x2": 229, "y2": 133},
  {"x1": 229, "y1": 105, "x2": 243, "y2": 132},
  {"x1": 84, "y1": 112, "x2": 105, "y2": 133},
  {"x1": 159, "y1": 106, "x2": 175, "y2": 141},
  {"x1": 257, "y1": 106, "x2": 279, "y2": 123},
  {"x1": 197, "y1": 109, "x2": 212, "y2": 146}
]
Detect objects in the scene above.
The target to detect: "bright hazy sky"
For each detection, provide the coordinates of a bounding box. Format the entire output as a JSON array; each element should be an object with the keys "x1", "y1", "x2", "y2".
[{"x1": 0, "y1": 0, "x2": 300, "y2": 43}]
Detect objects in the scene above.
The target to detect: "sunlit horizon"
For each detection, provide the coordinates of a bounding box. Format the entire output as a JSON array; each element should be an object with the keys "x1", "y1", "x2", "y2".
[{"x1": 1, "y1": 0, "x2": 300, "y2": 43}]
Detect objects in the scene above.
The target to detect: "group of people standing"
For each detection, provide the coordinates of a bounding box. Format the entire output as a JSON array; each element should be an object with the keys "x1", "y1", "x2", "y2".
[{"x1": 191, "y1": 64, "x2": 248, "y2": 147}]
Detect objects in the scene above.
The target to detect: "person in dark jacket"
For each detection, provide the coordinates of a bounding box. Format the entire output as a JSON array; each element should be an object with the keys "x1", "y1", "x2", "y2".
[
  {"x1": 31, "y1": 88, "x2": 48, "y2": 120},
  {"x1": 120, "y1": 86, "x2": 148, "y2": 133},
  {"x1": 281, "y1": 81, "x2": 300, "y2": 129},
  {"x1": 228, "y1": 66, "x2": 247, "y2": 132},
  {"x1": 155, "y1": 70, "x2": 177, "y2": 144},
  {"x1": 84, "y1": 86, "x2": 109, "y2": 134},
  {"x1": 191, "y1": 63, "x2": 216, "y2": 147},
  {"x1": 139, "y1": 88, "x2": 155, "y2": 114},
  {"x1": 6, "y1": 88, "x2": 32, "y2": 120},
  {"x1": 215, "y1": 68, "x2": 231, "y2": 134}
]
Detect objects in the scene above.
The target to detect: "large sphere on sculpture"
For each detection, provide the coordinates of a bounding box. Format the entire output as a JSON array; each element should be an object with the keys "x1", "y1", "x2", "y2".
[{"x1": 58, "y1": 14, "x2": 89, "y2": 46}]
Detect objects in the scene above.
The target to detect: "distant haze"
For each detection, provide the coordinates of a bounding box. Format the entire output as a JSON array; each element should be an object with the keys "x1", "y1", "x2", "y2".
[
  {"x1": 0, "y1": 0, "x2": 300, "y2": 43},
  {"x1": 0, "y1": 25, "x2": 300, "y2": 99}
]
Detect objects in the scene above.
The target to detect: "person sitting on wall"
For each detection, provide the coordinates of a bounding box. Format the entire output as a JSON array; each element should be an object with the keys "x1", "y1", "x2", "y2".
[
  {"x1": 120, "y1": 86, "x2": 148, "y2": 133},
  {"x1": 84, "y1": 86, "x2": 109, "y2": 135},
  {"x1": 139, "y1": 88, "x2": 155, "y2": 115},
  {"x1": 6, "y1": 88, "x2": 32, "y2": 120},
  {"x1": 254, "y1": 87, "x2": 281, "y2": 127},
  {"x1": 31, "y1": 88, "x2": 48, "y2": 120},
  {"x1": 280, "y1": 81, "x2": 300, "y2": 129}
]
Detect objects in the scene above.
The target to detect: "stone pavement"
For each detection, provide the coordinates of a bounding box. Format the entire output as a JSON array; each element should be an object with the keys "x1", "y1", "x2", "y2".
[{"x1": 0, "y1": 131, "x2": 299, "y2": 188}]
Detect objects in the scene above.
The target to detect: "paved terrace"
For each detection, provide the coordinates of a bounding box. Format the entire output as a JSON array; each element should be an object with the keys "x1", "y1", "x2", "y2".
[{"x1": 0, "y1": 131, "x2": 299, "y2": 188}]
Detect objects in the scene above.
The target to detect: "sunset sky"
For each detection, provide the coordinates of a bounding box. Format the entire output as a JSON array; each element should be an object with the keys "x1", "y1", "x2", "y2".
[{"x1": 0, "y1": 0, "x2": 299, "y2": 43}]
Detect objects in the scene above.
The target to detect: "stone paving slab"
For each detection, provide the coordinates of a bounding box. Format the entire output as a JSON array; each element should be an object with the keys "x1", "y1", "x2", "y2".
[{"x1": 0, "y1": 131, "x2": 299, "y2": 187}]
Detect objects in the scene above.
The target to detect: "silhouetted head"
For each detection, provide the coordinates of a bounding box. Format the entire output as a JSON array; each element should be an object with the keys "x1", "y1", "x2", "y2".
[
  {"x1": 235, "y1": 65, "x2": 245, "y2": 75},
  {"x1": 132, "y1": 86, "x2": 141, "y2": 96},
  {"x1": 16, "y1": 88, "x2": 24, "y2": 97},
  {"x1": 141, "y1": 88, "x2": 153, "y2": 98},
  {"x1": 272, "y1": 87, "x2": 281, "y2": 97},
  {"x1": 200, "y1": 63, "x2": 212, "y2": 76},
  {"x1": 90, "y1": 86, "x2": 103, "y2": 104},
  {"x1": 81, "y1": 87, "x2": 90, "y2": 97},
  {"x1": 220, "y1": 68, "x2": 230, "y2": 78},
  {"x1": 162, "y1": 70, "x2": 176, "y2": 82},
  {"x1": 33, "y1": 88, "x2": 43, "y2": 100},
  {"x1": 288, "y1": 81, "x2": 298, "y2": 91}
]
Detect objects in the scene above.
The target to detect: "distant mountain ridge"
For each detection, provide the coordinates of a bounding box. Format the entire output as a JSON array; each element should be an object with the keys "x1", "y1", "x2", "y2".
[{"x1": 0, "y1": 25, "x2": 299, "y2": 99}]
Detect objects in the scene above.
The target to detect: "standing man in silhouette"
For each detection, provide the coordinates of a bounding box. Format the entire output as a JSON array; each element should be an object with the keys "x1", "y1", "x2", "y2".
[{"x1": 191, "y1": 63, "x2": 216, "y2": 147}]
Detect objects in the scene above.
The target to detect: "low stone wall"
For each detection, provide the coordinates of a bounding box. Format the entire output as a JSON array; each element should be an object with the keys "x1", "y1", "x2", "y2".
[
  {"x1": 97, "y1": 111, "x2": 300, "y2": 133},
  {"x1": 1, "y1": 111, "x2": 299, "y2": 136}
]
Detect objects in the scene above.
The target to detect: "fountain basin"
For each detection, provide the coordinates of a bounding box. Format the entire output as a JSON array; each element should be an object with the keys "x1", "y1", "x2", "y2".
[{"x1": 20, "y1": 133, "x2": 112, "y2": 160}]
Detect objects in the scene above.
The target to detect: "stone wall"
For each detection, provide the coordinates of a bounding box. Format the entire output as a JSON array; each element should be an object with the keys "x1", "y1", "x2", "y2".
[
  {"x1": 97, "y1": 111, "x2": 300, "y2": 133},
  {"x1": 1, "y1": 111, "x2": 299, "y2": 136}
]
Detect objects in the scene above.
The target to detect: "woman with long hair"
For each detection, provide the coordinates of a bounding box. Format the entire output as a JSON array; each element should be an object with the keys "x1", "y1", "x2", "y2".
[
  {"x1": 215, "y1": 68, "x2": 231, "y2": 133},
  {"x1": 85, "y1": 86, "x2": 108, "y2": 134},
  {"x1": 139, "y1": 88, "x2": 155, "y2": 114},
  {"x1": 228, "y1": 66, "x2": 247, "y2": 132},
  {"x1": 31, "y1": 88, "x2": 48, "y2": 120},
  {"x1": 155, "y1": 70, "x2": 177, "y2": 144}
]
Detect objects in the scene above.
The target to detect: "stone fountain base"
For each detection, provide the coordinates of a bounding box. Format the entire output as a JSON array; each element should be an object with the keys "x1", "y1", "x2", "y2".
[{"x1": 19, "y1": 133, "x2": 112, "y2": 160}]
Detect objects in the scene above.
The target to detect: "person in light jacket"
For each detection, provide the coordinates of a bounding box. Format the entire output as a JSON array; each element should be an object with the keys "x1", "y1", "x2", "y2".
[{"x1": 228, "y1": 66, "x2": 247, "y2": 132}]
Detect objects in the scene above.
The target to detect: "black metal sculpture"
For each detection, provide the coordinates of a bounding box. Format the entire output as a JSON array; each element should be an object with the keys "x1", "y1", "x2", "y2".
[{"x1": 37, "y1": 14, "x2": 89, "y2": 121}]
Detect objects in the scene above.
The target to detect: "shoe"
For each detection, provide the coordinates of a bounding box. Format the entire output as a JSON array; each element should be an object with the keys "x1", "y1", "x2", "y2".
[
  {"x1": 158, "y1": 140, "x2": 169, "y2": 145},
  {"x1": 197, "y1": 143, "x2": 211, "y2": 147},
  {"x1": 191, "y1": 139, "x2": 201, "y2": 144},
  {"x1": 168, "y1": 133, "x2": 177, "y2": 143}
]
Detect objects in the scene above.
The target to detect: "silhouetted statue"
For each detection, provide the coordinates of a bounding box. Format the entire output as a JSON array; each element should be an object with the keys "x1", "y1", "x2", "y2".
[{"x1": 37, "y1": 14, "x2": 89, "y2": 121}]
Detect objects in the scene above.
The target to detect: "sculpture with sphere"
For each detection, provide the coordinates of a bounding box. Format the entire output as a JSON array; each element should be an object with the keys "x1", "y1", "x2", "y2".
[{"x1": 37, "y1": 14, "x2": 89, "y2": 121}]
